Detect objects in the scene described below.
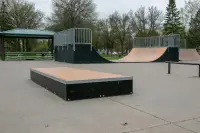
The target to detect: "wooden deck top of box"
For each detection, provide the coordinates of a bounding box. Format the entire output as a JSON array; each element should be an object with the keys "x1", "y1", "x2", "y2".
[{"x1": 31, "y1": 67, "x2": 132, "y2": 84}]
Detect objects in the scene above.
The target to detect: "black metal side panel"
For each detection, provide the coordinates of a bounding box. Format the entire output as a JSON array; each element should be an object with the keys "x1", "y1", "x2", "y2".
[
  {"x1": 55, "y1": 46, "x2": 61, "y2": 62},
  {"x1": 155, "y1": 47, "x2": 179, "y2": 62},
  {"x1": 59, "y1": 46, "x2": 65, "y2": 62},
  {"x1": 74, "y1": 44, "x2": 112, "y2": 64},
  {"x1": 63, "y1": 46, "x2": 68, "y2": 62},
  {"x1": 167, "y1": 47, "x2": 179, "y2": 62},
  {"x1": 55, "y1": 44, "x2": 112, "y2": 64},
  {"x1": 54, "y1": 46, "x2": 58, "y2": 61},
  {"x1": 66, "y1": 80, "x2": 133, "y2": 101},
  {"x1": 65, "y1": 45, "x2": 74, "y2": 63},
  {"x1": 55, "y1": 45, "x2": 75, "y2": 63},
  {"x1": 31, "y1": 71, "x2": 67, "y2": 100}
]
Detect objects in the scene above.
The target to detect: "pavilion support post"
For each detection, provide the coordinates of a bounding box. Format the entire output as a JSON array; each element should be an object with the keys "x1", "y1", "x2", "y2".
[
  {"x1": 0, "y1": 36, "x2": 5, "y2": 61},
  {"x1": 0, "y1": 37, "x2": 2, "y2": 60}
]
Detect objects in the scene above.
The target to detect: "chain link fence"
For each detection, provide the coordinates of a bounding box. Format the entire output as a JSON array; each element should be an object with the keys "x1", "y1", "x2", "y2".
[{"x1": 133, "y1": 34, "x2": 180, "y2": 48}]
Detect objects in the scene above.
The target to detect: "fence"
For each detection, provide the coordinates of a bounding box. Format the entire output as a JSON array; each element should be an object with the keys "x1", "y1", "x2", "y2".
[
  {"x1": 133, "y1": 34, "x2": 180, "y2": 48},
  {"x1": 5, "y1": 52, "x2": 53, "y2": 60},
  {"x1": 180, "y1": 39, "x2": 187, "y2": 48},
  {"x1": 54, "y1": 28, "x2": 92, "y2": 51}
]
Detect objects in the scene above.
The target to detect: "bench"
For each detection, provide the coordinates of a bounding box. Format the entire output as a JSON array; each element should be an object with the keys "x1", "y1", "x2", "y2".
[{"x1": 166, "y1": 61, "x2": 200, "y2": 77}]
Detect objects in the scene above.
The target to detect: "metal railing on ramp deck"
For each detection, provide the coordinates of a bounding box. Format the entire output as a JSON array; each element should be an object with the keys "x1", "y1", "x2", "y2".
[
  {"x1": 54, "y1": 28, "x2": 92, "y2": 51},
  {"x1": 133, "y1": 34, "x2": 180, "y2": 48}
]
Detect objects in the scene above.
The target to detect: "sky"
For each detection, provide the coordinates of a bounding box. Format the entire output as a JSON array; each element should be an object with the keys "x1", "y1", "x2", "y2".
[{"x1": 27, "y1": 0, "x2": 185, "y2": 18}]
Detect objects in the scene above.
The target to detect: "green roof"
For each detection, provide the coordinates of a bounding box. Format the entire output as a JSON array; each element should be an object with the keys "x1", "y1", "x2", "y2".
[{"x1": 0, "y1": 28, "x2": 55, "y2": 38}]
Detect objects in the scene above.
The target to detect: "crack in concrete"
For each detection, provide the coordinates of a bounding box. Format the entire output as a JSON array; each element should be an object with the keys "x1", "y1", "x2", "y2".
[
  {"x1": 109, "y1": 98, "x2": 170, "y2": 123},
  {"x1": 173, "y1": 116, "x2": 200, "y2": 124},
  {"x1": 109, "y1": 98, "x2": 198, "y2": 133},
  {"x1": 128, "y1": 123, "x2": 171, "y2": 133},
  {"x1": 173, "y1": 123, "x2": 197, "y2": 133}
]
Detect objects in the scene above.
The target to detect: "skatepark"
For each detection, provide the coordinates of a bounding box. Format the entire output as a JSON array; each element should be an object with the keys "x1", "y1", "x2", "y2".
[{"x1": 1, "y1": 28, "x2": 200, "y2": 133}]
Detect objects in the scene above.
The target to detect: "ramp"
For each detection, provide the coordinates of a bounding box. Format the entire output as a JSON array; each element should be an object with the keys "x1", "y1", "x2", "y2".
[
  {"x1": 31, "y1": 67, "x2": 133, "y2": 101},
  {"x1": 116, "y1": 47, "x2": 179, "y2": 63},
  {"x1": 179, "y1": 49, "x2": 200, "y2": 61},
  {"x1": 55, "y1": 45, "x2": 179, "y2": 63},
  {"x1": 54, "y1": 28, "x2": 179, "y2": 63},
  {"x1": 55, "y1": 45, "x2": 112, "y2": 63}
]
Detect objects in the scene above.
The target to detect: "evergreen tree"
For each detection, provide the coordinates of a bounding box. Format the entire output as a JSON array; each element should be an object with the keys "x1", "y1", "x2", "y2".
[
  {"x1": 163, "y1": 0, "x2": 184, "y2": 36},
  {"x1": 187, "y1": 9, "x2": 200, "y2": 48}
]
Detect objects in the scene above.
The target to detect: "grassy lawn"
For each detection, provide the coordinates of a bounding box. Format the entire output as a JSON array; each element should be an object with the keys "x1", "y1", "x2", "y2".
[{"x1": 102, "y1": 55, "x2": 124, "y2": 60}]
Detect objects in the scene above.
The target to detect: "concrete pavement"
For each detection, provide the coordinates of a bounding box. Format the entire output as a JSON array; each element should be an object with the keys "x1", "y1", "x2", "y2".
[{"x1": 0, "y1": 61, "x2": 200, "y2": 133}]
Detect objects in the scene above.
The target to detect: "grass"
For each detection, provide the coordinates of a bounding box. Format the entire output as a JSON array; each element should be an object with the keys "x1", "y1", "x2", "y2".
[{"x1": 101, "y1": 54, "x2": 124, "y2": 60}]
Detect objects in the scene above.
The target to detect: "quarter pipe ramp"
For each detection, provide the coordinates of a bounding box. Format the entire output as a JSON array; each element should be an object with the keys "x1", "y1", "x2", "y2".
[
  {"x1": 179, "y1": 49, "x2": 200, "y2": 61},
  {"x1": 116, "y1": 47, "x2": 179, "y2": 63}
]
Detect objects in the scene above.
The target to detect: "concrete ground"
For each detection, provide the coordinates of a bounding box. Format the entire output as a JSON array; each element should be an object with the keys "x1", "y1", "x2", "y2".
[{"x1": 0, "y1": 61, "x2": 200, "y2": 133}]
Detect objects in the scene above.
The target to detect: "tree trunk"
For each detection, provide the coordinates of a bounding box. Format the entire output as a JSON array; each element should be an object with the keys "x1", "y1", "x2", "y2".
[
  {"x1": 125, "y1": 45, "x2": 129, "y2": 54},
  {"x1": 95, "y1": 41, "x2": 98, "y2": 50},
  {"x1": 106, "y1": 41, "x2": 109, "y2": 55},
  {"x1": 121, "y1": 44, "x2": 124, "y2": 56}
]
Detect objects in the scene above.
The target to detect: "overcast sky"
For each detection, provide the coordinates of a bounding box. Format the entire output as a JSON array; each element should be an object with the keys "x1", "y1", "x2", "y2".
[{"x1": 28, "y1": 0, "x2": 185, "y2": 18}]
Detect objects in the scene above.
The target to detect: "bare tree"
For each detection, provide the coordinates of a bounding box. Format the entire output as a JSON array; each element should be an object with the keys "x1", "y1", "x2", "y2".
[
  {"x1": 180, "y1": 0, "x2": 200, "y2": 29},
  {"x1": 130, "y1": 6, "x2": 163, "y2": 36},
  {"x1": 93, "y1": 19, "x2": 117, "y2": 54},
  {"x1": 130, "y1": 7, "x2": 147, "y2": 33},
  {"x1": 109, "y1": 11, "x2": 131, "y2": 54},
  {"x1": 48, "y1": 0, "x2": 97, "y2": 31},
  {"x1": 147, "y1": 6, "x2": 163, "y2": 32}
]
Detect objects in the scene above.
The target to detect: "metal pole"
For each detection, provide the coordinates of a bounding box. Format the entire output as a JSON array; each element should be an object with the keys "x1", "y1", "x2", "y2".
[
  {"x1": 73, "y1": 29, "x2": 76, "y2": 51},
  {"x1": 199, "y1": 65, "x2": 200, "y2": 78},
  {"x1": 90, "y1": 30, "x2": 92, "y2": 51},
  {"x1": 159, "y1": 36, "x2": 161, "y2": 47},
  {"x1": 185, "y1": 39, "x2": 187, "y2": 49},
  {"x1": 168, "y1": 62, "x2": 171, "y2": 74}
]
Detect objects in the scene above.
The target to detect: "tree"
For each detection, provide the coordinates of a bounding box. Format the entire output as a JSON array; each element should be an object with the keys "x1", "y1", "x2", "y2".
[
  {"x1": 48, "y1": 0, "x2": 97, "y2": 31},
  {"x1": 147, "y1": 6, "x2": 163, "y2": 34},
  {"x1": 0, "y1": 0, "x2": 12, "y2": 31},
  {"x1": 187, "y1": 9, "x2": 200, "y2": 48},
  {"x1": 130, "y1": 7, "x2": 147, "y2": 34},
  {"x1": 163, "y1": 0, "x2": 184, "y2": 36},
  {"x1": 130, "y1": 6, "x2": 163, "y2": 37},
  {"x1": 109, "y1": 11, "x2": 131, "y2": 55},
  {"x1": 3, "y1": 0, "x2": 44, "y2": 28},
  {"x1": 93, "y1": 19, "x2": 117, "y2": 54},
  {"x1": 180, "y1": 0, "x2": 200, "y2": 29}
]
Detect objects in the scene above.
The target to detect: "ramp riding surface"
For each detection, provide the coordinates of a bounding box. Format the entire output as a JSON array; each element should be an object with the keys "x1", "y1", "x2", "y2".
[
  {"x1": 179, "y1": 49, "x2": 200, "y2": 61},
  {"x1": 116, "y1": 47, "x2": 179, "y2": 63}
]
